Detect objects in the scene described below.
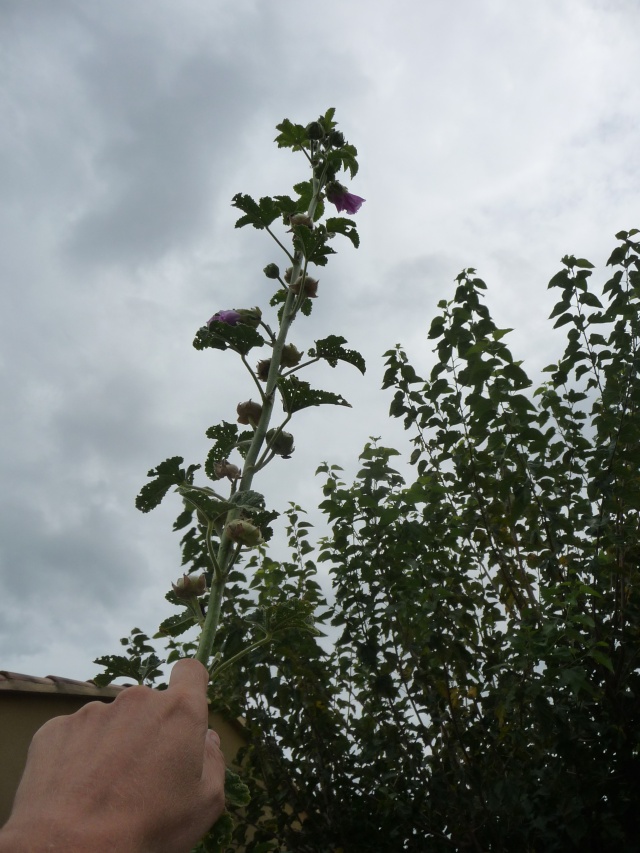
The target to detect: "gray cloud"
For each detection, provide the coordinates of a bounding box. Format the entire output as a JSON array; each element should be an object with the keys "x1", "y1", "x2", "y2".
[{"x1": 1, "y1": 0, "x2": 639, "y2": 680}]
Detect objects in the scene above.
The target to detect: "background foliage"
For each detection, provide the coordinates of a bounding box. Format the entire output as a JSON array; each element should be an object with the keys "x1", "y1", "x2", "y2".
[
  {"x1": 98, "y1": 226, "x2": 640, "y2": 850},
  {"x1": 197, "y1": 230, "x2": 640, "y2": 851}
]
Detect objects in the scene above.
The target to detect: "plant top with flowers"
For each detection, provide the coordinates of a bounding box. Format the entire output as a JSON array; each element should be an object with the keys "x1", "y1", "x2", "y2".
[{"x1": 95, "y1": 107, "x2": 364, "y2": 690}]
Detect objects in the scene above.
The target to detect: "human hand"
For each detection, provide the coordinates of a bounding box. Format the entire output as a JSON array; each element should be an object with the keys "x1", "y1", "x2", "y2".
[{"x1": 0, "y1": 658, "x2": 225, "y2": 853}]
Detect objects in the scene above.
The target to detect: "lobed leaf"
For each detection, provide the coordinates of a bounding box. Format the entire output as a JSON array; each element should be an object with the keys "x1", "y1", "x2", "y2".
[
  {"x1": 309, "y1": 334, "x2": 366, "y2": 374},
  {"x1": 278, "y1": 375, "x2": 351, "y2": 413},
  {"x1": 136, "y1": 457, "x2": 200, "y2": 513}
]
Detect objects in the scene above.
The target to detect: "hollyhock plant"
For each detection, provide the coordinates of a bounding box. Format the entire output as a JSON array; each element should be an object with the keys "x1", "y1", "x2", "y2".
[
  {"x1": 208, "y1": 309, "x2": 241, "y2": 326},
  {"x1": 95, "y1": 107, "x2": 365, "y2": 852},
  {"x1": 326, "y1": 181, "x2": 365, "y2": 214}
]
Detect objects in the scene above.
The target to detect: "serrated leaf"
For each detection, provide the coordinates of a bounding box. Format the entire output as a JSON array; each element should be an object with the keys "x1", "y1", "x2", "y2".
[
  {"x1": 178, "y1": 488, "x2": 229, "y2": 523},
  {"x1": 193, "y1": 322, "x2": 264, "y2": 356},
  {"x1": 231, "y1": 193, "x2": 281, "y2": 229},
  {"x1": 270, "y1": 288, "x2": 287, "y2": 308},
  {"x1": 229, "y1": 489, "x2": 266, "y2": 512},
  {"x1": 322, "y1": 106, "x2": 336, "y2": 127},
  {"x1": 197, "y1": 813, "x2": 235, "y2": 853},
  {"x1": 272, "y1": 193, "x2": 298, "y2": 217},
  {"x1": 155, "y1": 610, "x2": 197, "y2": 638},
  {"x1": 327, "y1": 144, "x2": 359, "y2": 178},
  {"x1": 274, "y1": 118, "x2": 309, "y2": 151},
  {"x1": 278, "y1": 375, "x2": 351, "y2": 413},
  {"x1": 325, "y1": 216, "x2": 360, "y2": 248},
  {"x1": 92, "y1": 654, "x2": 163, "y2": 687},
  {"x1": 136, "y1": 457, "x2": 199, "y2": 514},
  {"x1": 293, "y1": 181, "x2": 324, "y2": 220},
  {"x1": 205, "y1": 422, "x2": 239, "y2": 464},
  {"x1": 309, "y1": 334, "x2": 366, "y2": 374},
  {"x1": 224, "y1": 768, "x2": 251, "y2": 807},
  {"x1": 293, "y1": 224, "x2": 335, "y2": 266}
]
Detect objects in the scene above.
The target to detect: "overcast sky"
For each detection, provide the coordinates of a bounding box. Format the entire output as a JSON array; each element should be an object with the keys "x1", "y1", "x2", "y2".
[{"x1": 1, "y1": 0, "x2": 639, "y2": 681}]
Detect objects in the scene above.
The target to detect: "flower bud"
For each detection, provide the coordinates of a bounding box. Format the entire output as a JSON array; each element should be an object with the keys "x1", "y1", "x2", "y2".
[
  {"x1": 256, "y1": 359, "x2": 271, "y2": 382},
  {"x1": 208, "y1": 309, "x2": 240, "y2": 326},
  {"x1": 266, "y1": 428, "x2": 295, "y2": 458},
  {"x1": 172, "y1": 573, "x2": 207, "y2": 600},
  {"x1": 237, "y1": 400, "x2": 263, "y2": 425},
  {"x1": 263, "y1": 263, "x2": 280, "y2": 279},
  {"x1": 281, "y1": 343, "x2": 302, "y2": 368},
  {"x1": 288, "y1": 213, "x2": 313, "y2": 229},
  {"x1": 328, "y1": 129, "x2": 345, "y2": 147},
  {"x1": 225, "y1": 519, "x2": 264, "y2": 547},
  {"x1": 306, "y1": 120, "x2": 324, "y2": 140},
  {"x1": 213, "y1": 459, "x2": 242, "y2": 480},
  {"x1": 235, "y1": 306, "x2": 262, "y2": 329},
  {"x1": 290, "y1": 274, "x2": 319, "y2": 299}
]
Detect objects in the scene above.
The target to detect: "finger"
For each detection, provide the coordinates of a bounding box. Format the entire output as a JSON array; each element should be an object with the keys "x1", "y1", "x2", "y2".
[
  {"x1": 201, "y1": 729, "x2": 226, "y2": 811},
  {"x1": 168, "y1": 658, "x2": 209, "y2": 696}
]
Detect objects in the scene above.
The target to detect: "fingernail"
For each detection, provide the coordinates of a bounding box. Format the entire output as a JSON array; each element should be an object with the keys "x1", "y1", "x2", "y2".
[{"x1": 207, "y1": 729, "x2": 221, "y2": 747}]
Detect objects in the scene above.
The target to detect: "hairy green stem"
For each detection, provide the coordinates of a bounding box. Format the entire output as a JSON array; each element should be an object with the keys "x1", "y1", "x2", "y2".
[{"x1": 194, "y1": 161, "x2": 323, "y2": 667}]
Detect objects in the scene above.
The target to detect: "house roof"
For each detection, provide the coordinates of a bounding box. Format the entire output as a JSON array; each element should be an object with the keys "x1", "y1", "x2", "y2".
[
  {"x1": 0, "y1": 670, "x2": 127, "y2": 699},
  {"x1": 0, "y1": 670, "x2": 249, "y2": 738}
]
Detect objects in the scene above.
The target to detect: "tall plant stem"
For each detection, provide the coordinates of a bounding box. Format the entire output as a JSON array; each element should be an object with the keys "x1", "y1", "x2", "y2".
[{"x1": 194, "y1": 167, "x2": 322, "y2": 667}]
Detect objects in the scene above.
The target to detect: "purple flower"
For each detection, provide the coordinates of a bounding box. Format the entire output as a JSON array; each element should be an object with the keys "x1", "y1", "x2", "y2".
[
  {"x1": 208, "y1": 309, "x2": 240, "y2": 326},
  {"x1": 326, "y1": 182, "x2": 365, "y2": 215}
]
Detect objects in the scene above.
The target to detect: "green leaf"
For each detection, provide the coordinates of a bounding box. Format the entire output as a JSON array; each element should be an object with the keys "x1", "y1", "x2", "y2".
[
  {"x1": 309, "y1": 335, "x2": 366, "y2": 374},
  {"x1": 92, "y1": 654, "x2": 163, "y2": 687},
  {"x1": 193, "y1": 322, "x2": 264, "y2": 356},
  {"x1": 178, "y1": 488, "x2": 229, "y2": 523},
  {"x1": 492, "y1": 328, "x2": 513, "y2": 341},
  {"x1": 607, "y1": 245, "x2": 628, "y2": 266},
  {"x1": 248, "y1": 598, "x2": 321, "y2": 637},
  {"x1": 196, "y1": 813, "x2": 235, "y2": 853},
  {"x1": 293, "y1": 180, "x2": 325, "y2": 220},
  {"x1": 293, "y1": 224, "x2": 335, "y2": 266},
  {"x1": 155, "y1": 610, "x2": 197, "y2": 638},
  {"x1": 548, "y1": 269, "x2": 570, "y2": 289},
  {"x1": 231, "y1": 193, "x2": 282, "y2": 230},
  {"x1": 224, "y1": 768, "x2": 251, "y2": 807},
  {"x1": 274, "y1": 118, "x2": 309, "y2": 150},
  {"x1": 325, "y1": 216, "x2": 360, "y2": 248},
  {"x1": 278, "y1": 375, "x2": 351, "y2": 413},
  {"x1": 589, "y1": 647, "x2": 614, "y2": 673},
  {"x1": 136, "y1": 457, "x2": 199, "y2": 513},
  {"x1": 578, "y1": 291, "x2": 603, "y2": 308},
  {"x1": 228, "y1": 489, "x2": 266, "y2": 513},
  {"x1": 428, "y1": 316, "x2": 446, "y2": 339},
  {"x1": 553, "y1": 312, "x2": 575, "y2": 328},
  {"x1": 205, "y1": 422, "x2": 239, "y2": 465},
  {"x1": 327, "y1": 144, "x2": 359, "y2": 178}
]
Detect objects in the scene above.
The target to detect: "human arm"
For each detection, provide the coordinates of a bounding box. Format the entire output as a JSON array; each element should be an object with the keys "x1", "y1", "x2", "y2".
[{"x1": 0, "y1": 658, "x2": 225, "y2": 853}]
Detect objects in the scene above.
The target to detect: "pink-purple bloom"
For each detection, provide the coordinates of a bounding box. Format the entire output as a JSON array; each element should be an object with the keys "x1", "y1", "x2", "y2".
[
  {"x1": 208, "y1": 309, "x2": 241, "y2": 326},
  {"x1": 326, "y1": 182, "x2": 365, "y2": 215}
]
